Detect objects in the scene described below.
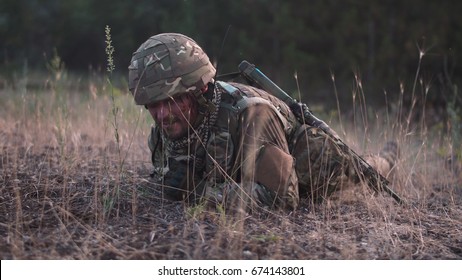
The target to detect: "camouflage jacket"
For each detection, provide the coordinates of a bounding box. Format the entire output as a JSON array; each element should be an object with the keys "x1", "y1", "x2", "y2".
[{"x1": 148, "y1": 81, "x2": 301, "y2": 206}]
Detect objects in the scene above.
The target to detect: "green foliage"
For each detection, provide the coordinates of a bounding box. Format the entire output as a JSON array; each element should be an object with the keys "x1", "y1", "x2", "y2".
[
  {"x1": 1, "y1": 0, "x2": 461, "y2": 111},
  {"x1": 447, "y1": 85, "x2": 462, "y2": 161},
  {"x1": 185, "y1": 202, "x2": 207, "y2": 220},
  {"x1": 252, "y1": 234, "x2": 280, "y2": 243}
]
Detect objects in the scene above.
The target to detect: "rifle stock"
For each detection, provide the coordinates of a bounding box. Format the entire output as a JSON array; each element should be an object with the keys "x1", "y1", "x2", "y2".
[{"x1": 238, "y1": 60, "x2": 404, "y2": 204}]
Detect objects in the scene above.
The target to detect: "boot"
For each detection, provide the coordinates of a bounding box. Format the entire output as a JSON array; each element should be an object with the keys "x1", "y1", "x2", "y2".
[{"x1": 364, "y1": 141, "x2": 399, "y2": 178}]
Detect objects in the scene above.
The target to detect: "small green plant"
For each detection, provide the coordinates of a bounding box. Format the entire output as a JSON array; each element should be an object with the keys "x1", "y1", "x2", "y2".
[
  {"x1": 46, "y1": 48, "x2": 66, "y2": 82},
  {"x1": 252, "y1": 234, "x2": 280, "y2": 242},
  {"x1": 215, "y1": 202, "x2": 227, "y2": 225},
  {"x1": 185, "y1": 201, "x2": 207, "y2": 220}
]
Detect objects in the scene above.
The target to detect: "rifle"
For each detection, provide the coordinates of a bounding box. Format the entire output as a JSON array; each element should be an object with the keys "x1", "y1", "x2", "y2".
[{"x1": 238, "y1": 60, "x2": 404, "y2": 204}]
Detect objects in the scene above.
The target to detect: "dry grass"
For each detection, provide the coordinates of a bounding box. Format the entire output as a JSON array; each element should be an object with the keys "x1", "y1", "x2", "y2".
[{"x1": 0, "y1": 71, "x2": 461, "y2": 260}]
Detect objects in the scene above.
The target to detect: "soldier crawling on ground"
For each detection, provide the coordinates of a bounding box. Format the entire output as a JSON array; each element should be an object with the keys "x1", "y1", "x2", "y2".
[{"x1": 128, "y1": 33, "x2": 399, "y2": 211}]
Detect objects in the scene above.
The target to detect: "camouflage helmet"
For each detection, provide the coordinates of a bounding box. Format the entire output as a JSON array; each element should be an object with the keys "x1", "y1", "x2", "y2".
[{"x1": 128, "y1": 33, "x2": 216, "y2": 105}]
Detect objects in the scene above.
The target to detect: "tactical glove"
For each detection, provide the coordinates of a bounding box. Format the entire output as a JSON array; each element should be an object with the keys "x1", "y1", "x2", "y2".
[{"x1": 161, "y1": 157, "x2": 206, "y2": 204}]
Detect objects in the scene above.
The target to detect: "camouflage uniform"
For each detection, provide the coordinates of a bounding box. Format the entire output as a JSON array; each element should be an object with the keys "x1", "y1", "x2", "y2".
[{"x1": 128, "y1": 33, "x2": 396, "y2": 211}]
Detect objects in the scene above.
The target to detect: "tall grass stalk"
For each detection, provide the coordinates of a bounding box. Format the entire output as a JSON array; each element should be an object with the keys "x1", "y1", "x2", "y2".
[
  {"x1": 105, "y1": 25, "x2": 120, "y2": 167},
  {"x1": 104, "y1": 25, "x2": 121, "y2": 217},
  {"x1": 404, "y1": 46, "x2": 425, "y2": 138},
  {"x1": 46, "y1": 49, "x2": 68, "y2": 159},
  {"x1": 330, "y1": 71, "x2": 345, "y2": 137},
  {"x1": 353, "y1": 70, "x2": 369, "y2": 149}
]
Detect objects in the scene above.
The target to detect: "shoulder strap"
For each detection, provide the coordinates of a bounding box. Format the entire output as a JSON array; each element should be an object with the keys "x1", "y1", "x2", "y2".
[
  {"x1": 216, "y1": 80, "x2": 239, "y2": 95},
  {"x1": 216, "y1": 81, "x2": 295, "y2": 135}
]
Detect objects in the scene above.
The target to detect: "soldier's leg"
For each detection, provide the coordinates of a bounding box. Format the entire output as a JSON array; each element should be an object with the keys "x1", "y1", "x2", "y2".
[
  {"x1": 292, "y1": 125, "x2": 399, "y2": 202},
  {"x1": 291, "y1": 125, "x2": 352, "y2": 202},
  {"x1": 362, "y1": 141, "x2": 399, "y2": 178}
]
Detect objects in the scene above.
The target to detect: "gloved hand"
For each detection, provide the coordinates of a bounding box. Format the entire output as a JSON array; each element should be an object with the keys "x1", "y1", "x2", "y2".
[
  {"x1": 162, "y1": 158, "x2": 205, "y2": 204},
  {"x1": 288, "y1": 102, "x2": 311, "y2": 123}
]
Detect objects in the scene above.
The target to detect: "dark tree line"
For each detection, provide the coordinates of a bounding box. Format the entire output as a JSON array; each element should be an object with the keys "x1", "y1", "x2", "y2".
[{"x1": 1, "y1": 0, "x2": 461, "y2": 110}]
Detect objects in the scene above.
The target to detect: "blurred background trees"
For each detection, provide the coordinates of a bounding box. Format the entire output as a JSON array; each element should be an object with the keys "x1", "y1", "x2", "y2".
[{"x1": 0, "y1": 0, "x2": 461, "y2": 111}]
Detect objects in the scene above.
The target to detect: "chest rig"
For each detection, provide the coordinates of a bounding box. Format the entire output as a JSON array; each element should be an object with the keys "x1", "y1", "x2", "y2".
[{"x1": 148, "y1": 81, "x2": 299, "y2": 178}]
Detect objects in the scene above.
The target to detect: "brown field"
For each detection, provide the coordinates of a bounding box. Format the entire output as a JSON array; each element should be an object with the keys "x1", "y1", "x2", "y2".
[{"x1": 1, "y1": 72, "x2": 461, "y2": 260}]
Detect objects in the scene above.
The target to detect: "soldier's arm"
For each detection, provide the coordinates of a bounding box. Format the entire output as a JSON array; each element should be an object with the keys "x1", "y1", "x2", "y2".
[{"x1": 148, "y1": 126, "x2": 205, "y2": 203}]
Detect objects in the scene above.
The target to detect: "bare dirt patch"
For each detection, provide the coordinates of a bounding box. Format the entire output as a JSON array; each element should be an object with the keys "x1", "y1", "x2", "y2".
[{"x1": 1, "y1": 129, "x2": 461, "y2": 260}]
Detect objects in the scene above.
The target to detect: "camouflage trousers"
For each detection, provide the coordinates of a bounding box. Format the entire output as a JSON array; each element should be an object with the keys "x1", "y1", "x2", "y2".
[{"x1": 291, "y1": 124, "x2": 397, "y2": 202}]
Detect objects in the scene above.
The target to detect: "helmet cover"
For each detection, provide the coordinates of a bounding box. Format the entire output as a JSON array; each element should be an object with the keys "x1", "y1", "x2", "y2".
[{"x1": 128, "y1": 33, "x2": 216, "y2": 105}]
